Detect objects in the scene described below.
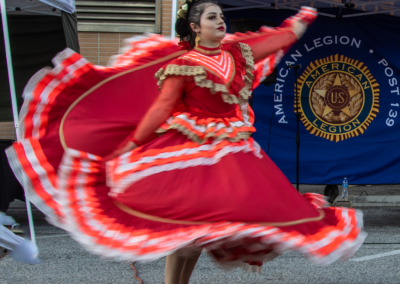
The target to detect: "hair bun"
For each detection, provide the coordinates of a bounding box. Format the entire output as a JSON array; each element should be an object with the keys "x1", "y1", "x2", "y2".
[{"x1": 175, "y1": 17, "x2": 192, "y2": 41}]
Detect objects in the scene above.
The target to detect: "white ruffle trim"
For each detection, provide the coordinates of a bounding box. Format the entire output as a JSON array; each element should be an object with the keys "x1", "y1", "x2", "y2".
[{"x1": 107, "y1": 139, "x2": 262, "y2": 197}]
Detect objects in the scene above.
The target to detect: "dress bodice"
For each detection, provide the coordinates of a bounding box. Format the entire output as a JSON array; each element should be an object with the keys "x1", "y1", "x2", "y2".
[
  {"x1": 133, "y1": 29, "x2": 298, "y2": 146},
  {"x1": 179, "y1": 79, "x2": 237, "y2": 116},
  {"x1": 176, "y1": 45, "x2": 238, "y2": 116}
]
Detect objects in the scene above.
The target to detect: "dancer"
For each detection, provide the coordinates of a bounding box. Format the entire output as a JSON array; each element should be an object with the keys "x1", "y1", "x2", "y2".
[{"x1": 6, "y1": 2, "x2": 365, "y2": 284}]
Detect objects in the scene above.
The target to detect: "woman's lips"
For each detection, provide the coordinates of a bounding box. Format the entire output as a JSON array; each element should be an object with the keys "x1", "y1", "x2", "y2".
[{"x1": 217, "y1": 26, "x2": 225, "y2": 31}]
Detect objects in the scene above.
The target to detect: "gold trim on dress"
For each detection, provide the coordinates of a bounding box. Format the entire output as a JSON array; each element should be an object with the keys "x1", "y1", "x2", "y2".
[
  {"x1": 155, "y1": 122, "x2": 252, "y2": 144},
  {"x1": 155, "y1": 64, "x2": 240, "y2": 105},
  {"x1": 114, "y1": 201, "x2": 326, "y2": 227},
  {"x1": 239, "y1": 42, "x2": 255, "y2": 71},
  {"x1": 238, "y1": 42, "x2": 255, "y2": 95},
  {"x1": 193, "y1": 46, "x2": 221, "y2": 55},
  {"x1": 155, "y1": 46, "x2": 255, "y2": 105},
  {"x1": 155, "y1": 64, "x2": 206, "y2": 87},
  {"x1": 239, "y1": 86, "x2": 252, "y2": 100}
]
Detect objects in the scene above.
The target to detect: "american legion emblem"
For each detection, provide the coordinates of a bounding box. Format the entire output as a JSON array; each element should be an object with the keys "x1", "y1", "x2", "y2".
[{"x1": 297, "y1": 54, "x2": 379, "y2": 142}]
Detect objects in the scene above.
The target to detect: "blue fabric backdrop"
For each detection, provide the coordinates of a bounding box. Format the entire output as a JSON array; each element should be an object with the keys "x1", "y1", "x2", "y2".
[{"x1": 225, "y1": 8, "x2": 400, "y2": 184}]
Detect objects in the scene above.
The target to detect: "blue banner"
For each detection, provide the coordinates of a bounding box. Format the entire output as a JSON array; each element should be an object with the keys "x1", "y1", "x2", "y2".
[{"x1": 226, "y1": 9, "x2": 400, "y2": 184}]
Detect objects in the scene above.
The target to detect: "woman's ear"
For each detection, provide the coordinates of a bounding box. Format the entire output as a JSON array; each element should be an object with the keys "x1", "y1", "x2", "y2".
[{"x1": 190, "y1": 23, "x2": 200, "y2": 33}]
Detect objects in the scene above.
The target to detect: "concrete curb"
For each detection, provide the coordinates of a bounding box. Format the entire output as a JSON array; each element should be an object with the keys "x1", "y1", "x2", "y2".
[{"x1": 333, "y1": 195, "x2": 400, "y2": 207}]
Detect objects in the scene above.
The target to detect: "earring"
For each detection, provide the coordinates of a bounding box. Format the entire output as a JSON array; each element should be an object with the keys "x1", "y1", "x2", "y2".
[{"x1": 195, "y1": 33, "x2": 200, "y2": 47}]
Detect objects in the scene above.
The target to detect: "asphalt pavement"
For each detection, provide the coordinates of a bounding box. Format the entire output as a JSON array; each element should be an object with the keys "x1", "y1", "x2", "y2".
[{"x1": 1, "y1": 184, "x2": 400, "y2": 284}]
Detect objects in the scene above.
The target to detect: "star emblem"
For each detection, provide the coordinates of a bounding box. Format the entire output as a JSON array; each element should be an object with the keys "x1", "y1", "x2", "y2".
[{"x1": 314, "y1": 74, "x2": 360, "y2": 117}]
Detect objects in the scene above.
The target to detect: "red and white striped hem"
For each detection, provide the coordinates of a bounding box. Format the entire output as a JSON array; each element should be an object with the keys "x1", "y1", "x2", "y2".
[
  {"x1": 107, "y1": 139, "x2": 262, "y2": 197},
  {"x1": 57, "y1": 147, "x2": 367, "y2": 264}
]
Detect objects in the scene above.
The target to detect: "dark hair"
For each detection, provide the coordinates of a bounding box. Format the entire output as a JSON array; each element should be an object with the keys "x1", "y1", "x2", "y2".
[{"x1": 175, "y1": 0, "x2": 223, "y2": 49}]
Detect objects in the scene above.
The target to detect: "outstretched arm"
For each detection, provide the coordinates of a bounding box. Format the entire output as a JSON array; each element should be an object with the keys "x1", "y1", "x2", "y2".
[
  {"x1": 237, "y1": 20, "x2": 307, "y2": 63},
  {"x1": 224, "y1": 7, "x2": 315, "y2": 63},
  {"x1": 244, "y1": 28, "x2": 297, "y2": 63}
]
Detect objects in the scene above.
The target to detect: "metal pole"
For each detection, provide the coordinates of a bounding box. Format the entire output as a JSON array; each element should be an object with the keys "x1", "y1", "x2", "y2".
[
  {"x1": 0, "y1": 0, "x2": 36, "y2": 245},
  {"x1": 171, "y1": 0, "x2": 177, "y2": 39},
  {"x1": 295, "y1": 68, "x2": 300, "y2": 191}
]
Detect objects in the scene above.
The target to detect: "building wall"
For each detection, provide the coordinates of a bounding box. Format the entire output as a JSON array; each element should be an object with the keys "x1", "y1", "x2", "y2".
[
  {"x1": 0, "y1": 122, "x2": 16, "y2": 140},
  {"x1": 78, "y1": 0, "x2": 180, "y2": 65},
  {"x1": 162, "y1": 0, "x2": 174, "y2": 37},
  {"x1": 79, "y1": 0, "x2": 179, "y2": 65},
  {"x1": 79, "y1": 32, "x2": 141, "y2": 66},
  {"x1": 161, "y1": 0, "x2": 183, "y2": 37}
]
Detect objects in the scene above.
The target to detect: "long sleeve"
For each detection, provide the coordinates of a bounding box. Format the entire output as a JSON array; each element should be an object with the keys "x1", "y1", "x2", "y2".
[
  {"x1": 131, "y1": 75, "x2": 187, "y2": 146},
  {"x1": 239, "y1": 28, "x2": 297, "y2": 63}
]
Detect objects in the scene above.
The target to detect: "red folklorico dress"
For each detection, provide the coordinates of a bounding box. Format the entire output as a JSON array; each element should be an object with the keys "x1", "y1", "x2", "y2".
[{"x1": 6, "y1": 7, "x2": 366, "y2": 266}]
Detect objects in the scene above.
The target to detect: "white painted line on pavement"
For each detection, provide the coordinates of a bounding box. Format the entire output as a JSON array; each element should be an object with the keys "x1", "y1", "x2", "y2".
[
  {"x1": 36, "y1": 234, "x2": 69, "y2": 239},
  {"x1": 351, "y1": 249, "x2": 400, "y2": 262}
]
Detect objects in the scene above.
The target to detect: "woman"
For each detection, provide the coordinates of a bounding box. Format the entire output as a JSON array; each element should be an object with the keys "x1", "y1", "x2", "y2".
[
  {"x1": 106, "y1": 1, "x2": 365, "y2": 283},
  {"x1": 6, "y1": 1, "x2": 365, "y2": 284}
]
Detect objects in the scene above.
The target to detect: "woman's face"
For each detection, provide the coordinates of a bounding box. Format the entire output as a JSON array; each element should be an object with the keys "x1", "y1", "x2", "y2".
[{"x1": 191, "y1": 5, "x2": 226, "y2": 46}]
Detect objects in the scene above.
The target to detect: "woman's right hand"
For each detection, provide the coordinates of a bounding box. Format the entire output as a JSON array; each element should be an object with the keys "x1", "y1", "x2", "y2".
[
  {"x1": 106, "y1": 141, "x2": 138, "y2": 161},
  {"x1": 290, "y1": 7, "x2": 317, "y2": 40}
]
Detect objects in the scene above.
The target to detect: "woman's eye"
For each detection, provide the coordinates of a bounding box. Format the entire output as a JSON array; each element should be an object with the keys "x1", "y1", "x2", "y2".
[{"x1": 209, "y1": 16, "x2": 216, "y2": 19}]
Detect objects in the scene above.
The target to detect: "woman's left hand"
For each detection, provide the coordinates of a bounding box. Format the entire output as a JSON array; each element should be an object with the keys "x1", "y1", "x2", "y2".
[{"x1": 291, "y1": 19, "x2": 308, "y2": 40}]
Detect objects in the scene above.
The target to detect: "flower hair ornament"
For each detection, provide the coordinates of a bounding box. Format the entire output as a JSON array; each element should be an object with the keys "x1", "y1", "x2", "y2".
[{"x1": 177, "y1": 0, "x2": 200, "y2": 19}]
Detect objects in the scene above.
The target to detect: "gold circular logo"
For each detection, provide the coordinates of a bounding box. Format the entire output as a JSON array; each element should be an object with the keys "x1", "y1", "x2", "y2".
[
  {"x1": 297, "y1": 55, "x2": 379, "y2": 142},
  {"x1": 312, "y1": 72, "x2": 363, "y2": 125}
]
